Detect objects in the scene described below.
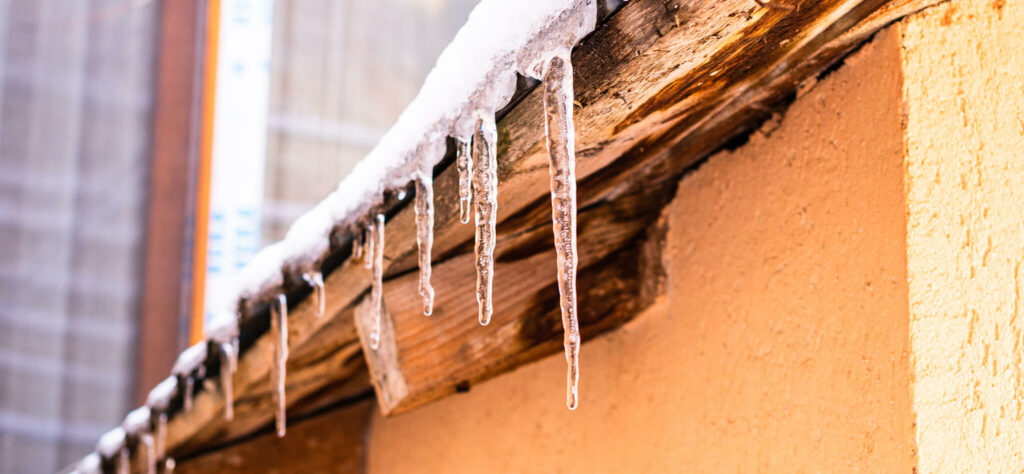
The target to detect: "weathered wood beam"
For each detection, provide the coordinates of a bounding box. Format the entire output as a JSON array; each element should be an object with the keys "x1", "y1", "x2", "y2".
[
  {"x1": 158, "y1": 0, "x2": 944, "y2": 459},
  {"x1": 175, "y1": 399, "x2": 374, "y2": 473}
]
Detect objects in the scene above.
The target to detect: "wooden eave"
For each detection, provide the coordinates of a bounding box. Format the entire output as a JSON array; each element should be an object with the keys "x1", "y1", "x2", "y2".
[{"x1": 159, "y1": 0, "x2": 943, "y2": 462}]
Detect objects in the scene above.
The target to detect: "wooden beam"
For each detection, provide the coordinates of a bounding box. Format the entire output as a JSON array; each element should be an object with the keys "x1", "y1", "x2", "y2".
[
  {"x1": 175, "y1": 399, "x2": 374, "y2": 473},
  {"x1": 159, "y1": 0, "x2": 944, "y2": 458}
]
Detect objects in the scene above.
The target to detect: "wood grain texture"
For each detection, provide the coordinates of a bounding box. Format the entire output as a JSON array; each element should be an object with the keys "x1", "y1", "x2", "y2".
[
  {"x1": 176, "y1": 399, "x2": 374, "y2": 474},
  {"x1": 158, "y1": 0, "x2": 944, "y2": 460}
]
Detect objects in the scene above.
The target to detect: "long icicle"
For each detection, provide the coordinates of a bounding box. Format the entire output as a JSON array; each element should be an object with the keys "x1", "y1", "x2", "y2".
[
  {"x1": 456, "y1": 138, "x2": 473, "y2": 224},
  {"x1": 219, "y1": 342, "x2": 235, "y2": 421},
  {"x1": 270, "y1": 294, "x2": 288, "y2": 437},
  {"x1": 369, "y1": 213, "x2": 385, "y2": 349},
  {"x1": 542, "y1": 53, "x2": 581, "y2": 410},
  {"x1": 415, "y1": 172, "x2": 435, "y2": 316},
  {"x1": 472, "y1": 114, "x2": 498, "y2": 325}
]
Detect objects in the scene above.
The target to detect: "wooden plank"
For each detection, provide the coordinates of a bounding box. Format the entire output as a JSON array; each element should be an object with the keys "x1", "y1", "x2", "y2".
[
  {"x1": 175, "y1": 399, "x2": 374, "y2": 474},
  {"x1": 160, "y1": 0, "x2": 944, "y2": 457}
]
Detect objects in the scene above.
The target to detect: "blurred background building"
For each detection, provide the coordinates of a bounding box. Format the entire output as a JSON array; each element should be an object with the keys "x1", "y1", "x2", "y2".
[{"x1": 0, "y1": 0, "x2": 476, "y2": 472}]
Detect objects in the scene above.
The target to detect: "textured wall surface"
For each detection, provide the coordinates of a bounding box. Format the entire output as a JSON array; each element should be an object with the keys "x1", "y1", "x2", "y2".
[
  {"x1": 366, "y1": 28, "x2": 915, "y2": 473},
  {"x1": 902, "y1": 0, "x2": 1024, "y2": 471}
]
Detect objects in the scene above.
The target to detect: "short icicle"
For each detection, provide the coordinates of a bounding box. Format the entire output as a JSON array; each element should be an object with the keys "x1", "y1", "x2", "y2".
[
  {"x1": 369, "y1": 213, "x2": 385, "y2": 349},
  {"x1": 471, "y1": 113, "x2": 498, "y2": 325},
  {"x1": 303, "y1": 271, "x2": 326, "y2": 317},
  {"x1": 183, "y1": 376, "x2": 195, "y2": 413},
  {"x1": 141, "y1": 433, "x2": 156, "y2": 474},
  {"x1": 542, "y1": 53, "x2": 581, "y2": 410},
  {"x1": 270, "y1": 294, "x2": 288, "y2": 437},
  {"x1": 117, "y1": 447, "x2": 130, "y2": 474},
  {"x1": 353, "y1": 231, "x2": 363, "y2": 260},
  {"x1": 414, "y1": 172, "x2": 435, "y2": 316},
  {"x1": 456, "y1": 138, "x2": 473, "y2": 224},
  {"x1": 219, "y1": 342, "x2": 236, "y2": 421},
  {"x1": 363, "y1": 224, "x2": 374, "y2": 270}
]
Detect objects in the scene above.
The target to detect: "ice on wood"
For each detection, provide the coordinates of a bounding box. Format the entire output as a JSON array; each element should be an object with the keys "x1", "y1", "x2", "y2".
[
  {"x1": 456, "y1": 139, "x2": 473, "y2": 223},
  {"x1": 472, "y1": 114, "x2": 499, "y2": 325},
  {"x1": 270, "y1": 294, "x2": 289, "y2": 437},
  {"x1": 145, "y1": 376, "x2": 177, "y2": 460},
  {"x1": 541, "y1": 53, "x2": 582, "y2": 410},
  {"x1": 353, "y1": 231, "x2": 363, "y2": 259},
  {"x1": 219, "y1": 342, "x2": 237, "y2": 421},
  {"x1": 369, "y1": 214, "x2": 386, "y2": 349},
  {"x1": 302, "y1": 271, "x2": 326, "y2": 318},
  {"x1": 172, "y1": 342, "x2": 208, "y2": 413},
  {"x1": 363, "y1": 224, "x2": 374, "y2": 270},
  {"x1": 414, "y1": 151, "x2": 437, "y2": 316},
  {"x1": 205, "y1": 310, "x2": 240, "y2": 420},
  {"x1": 124, "y1": 407, "x2": 157, "y2": 474}
]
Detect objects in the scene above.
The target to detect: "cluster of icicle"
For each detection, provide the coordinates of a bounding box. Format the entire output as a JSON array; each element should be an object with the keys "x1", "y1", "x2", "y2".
[
  {"x1": 355, "y1": 21, "x2": 589, "y2": 412},
  {"x1": 73, "y1": 2, "x2": 596, "y2": 472}
]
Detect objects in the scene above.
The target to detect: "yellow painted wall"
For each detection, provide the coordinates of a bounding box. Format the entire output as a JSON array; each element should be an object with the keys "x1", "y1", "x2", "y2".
[
  {"x1": 367, "y1": 27, "x2": 916, "y2": 473},
  {"x1": 902, "y1": 0, "x2": 1024, "y2": 471}
]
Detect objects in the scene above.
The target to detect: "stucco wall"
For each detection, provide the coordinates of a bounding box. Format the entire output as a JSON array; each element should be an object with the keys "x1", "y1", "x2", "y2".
[
  {"x1": 902, "y1": 1, "x2": 1024, "y2": 471},
  {"x1": 366, "y1": 27, "x2": 915, "y2": 473}
]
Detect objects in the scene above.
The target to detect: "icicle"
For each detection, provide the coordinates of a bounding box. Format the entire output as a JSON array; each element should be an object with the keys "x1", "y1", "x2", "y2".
[
  {"x1": 117, "y1": 447, "x2": 130, "y2": 474},
  {"x1": 472, "y1": 114, "x2": 498, "y2": 325},
  {"x1": 270, "y1": 294, "x2": 289, "y2": 437},
  {"x1": 183, "y1": 376, "x2": 195, "y2": 413},
  {"x1": 164, "y1": 459, "x2": 176, "y2": 474},
  {"x1": 363, "y1": 225, "x2": 374, "y2": 270},
  {"x1": 141, "y1": 433, "x2": 156, "y2": 474},
  {"x1": 219, "y1": 342, "x2": 236, "y2": 421},
  {"x1": 172, "y1": 343, "x2": 206, "y2": 413},
  {"x1": 456, "y1": 139, "x2": 473, "y2": 224},
  {"x1": 155, "y1": 412, "x2": 167, "y2": 461},
  {"x1": 302, "y1": 271, "x2": 326, "y2": 317},
  {"x1": 542, "y1": 53, "x2": 581, "y2": 410},
  {"x1": 369, "y1": 213, "x2": 385, "y2": 349},
  {"x1": 353, "y1": 231, "x2": 363, "y2": 260},
  {"x1": 414, "y1": 173, "x2": 435, "y2": 316},
  {"x1": 122, "y1": 406, "x2": 155, "y2": 474},
  {"x1": 145, "y1": 376, "x2": 176, "y2": 461}
]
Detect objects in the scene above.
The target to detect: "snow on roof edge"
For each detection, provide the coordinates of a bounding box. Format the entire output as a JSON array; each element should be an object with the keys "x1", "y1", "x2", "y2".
[{"x1": 229, "y1": 0, "x2": 598, "y2": 305}]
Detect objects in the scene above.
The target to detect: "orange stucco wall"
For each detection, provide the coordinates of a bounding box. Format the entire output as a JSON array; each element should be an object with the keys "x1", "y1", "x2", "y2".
[{"x1": 367, "y1": 27, "x2": 915, "y2": 473}]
